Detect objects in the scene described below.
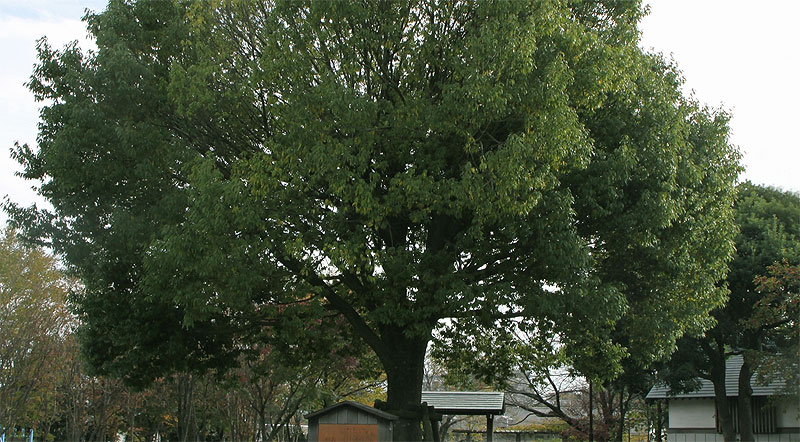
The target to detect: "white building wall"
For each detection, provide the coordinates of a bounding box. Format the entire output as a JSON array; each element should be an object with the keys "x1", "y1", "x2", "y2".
[
  {"x1": 669, "y1": 398, "x2": 717, "y2": 429},
  {"x1": 666, "y1": 397, "x2": 800, "y2": 442},
  {"x1": 667, "y1": 435, "x2": 800, "y2": 442},
  {"x1": 777, "y1": 397, "x2": 800, "y2": 429},
  {"x1": 667, "y1": 433, "x2": 725, "y2": 442}
]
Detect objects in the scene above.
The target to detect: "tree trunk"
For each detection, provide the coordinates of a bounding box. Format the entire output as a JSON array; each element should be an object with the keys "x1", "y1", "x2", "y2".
[
  {"x1": 177, "y1": 374, "x2": 195, "y2": 442},
  {"x1": 615, "y1": 390, "x2": 628, "y2": 442},
  {"x1": 378, "y1": 327, "x2": 429, "y2": 442},
  {"x1": 588, "y1": 381, "x2": 594, "y2": 442},
  {"x1": 654, "y1": 400, "x2": 663, "y2": 442},
  {"x1": 710, "y1": 354, "x2": 736, "y2": 442},
  {"x1": 437, "y1": 415, "x2": 462, "y2": 442},
  {"x1": 738, "y1": 357, "x2": 755, "y2": 442},
  {"x1": 128, "y1": 394, "x2": 137, "y2": 442}
]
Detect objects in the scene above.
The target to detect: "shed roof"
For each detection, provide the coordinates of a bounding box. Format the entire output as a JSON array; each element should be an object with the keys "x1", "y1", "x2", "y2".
[
  {"x1": 421, "y1": 391, "x2": 505, "y2": 415},
  {"x1": 646, "y1": 355, "x2": 788, "y2": 399},
  {"x1": 305, "y1": 401, "x2": 399, "y2": 421}
]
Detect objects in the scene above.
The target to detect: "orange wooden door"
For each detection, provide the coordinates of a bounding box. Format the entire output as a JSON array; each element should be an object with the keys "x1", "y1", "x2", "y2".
[{"x1": 318, "y1": 424, "x2": 379, "y2": 442}]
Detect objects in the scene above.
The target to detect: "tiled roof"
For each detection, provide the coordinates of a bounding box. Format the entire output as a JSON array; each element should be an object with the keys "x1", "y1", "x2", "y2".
[
  {"x1": 421, "y1": 391, "x2": 505, "y2": 415},
  {"x1": 646, "y1": 355, "x2": 788, "y2": 399}
]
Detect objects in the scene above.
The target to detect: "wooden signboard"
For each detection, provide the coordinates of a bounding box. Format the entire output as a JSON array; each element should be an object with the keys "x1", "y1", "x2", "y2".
[{"x1": 318, "y1": 424, "x2": 379, "y2": 442}]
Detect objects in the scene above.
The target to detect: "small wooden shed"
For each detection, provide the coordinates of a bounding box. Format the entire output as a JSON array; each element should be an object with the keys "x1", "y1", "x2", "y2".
[{"x1": 306, "y1": 401, "x2": 399, "y2": 442}]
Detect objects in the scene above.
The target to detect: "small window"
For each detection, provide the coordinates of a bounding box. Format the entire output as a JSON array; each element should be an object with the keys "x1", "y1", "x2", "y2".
[
  {"x1": 752, "y1": 397, "x2": 777, "y2": 434},
  {"x1": 716, "y1": 397, "x2": 777, "y2": 434}
]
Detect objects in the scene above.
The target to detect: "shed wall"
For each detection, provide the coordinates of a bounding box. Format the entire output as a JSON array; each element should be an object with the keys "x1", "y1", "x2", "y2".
[
  {"x1": 666, "y1": 397, "x2": 800, "y2": 442},
  {"x1": 669, "y1": 399, "x2": 717, "y2": 430},
  {"x1": 318, "y1": 407, "x2": 380, "y2": 425},
  {"x1": 309, "y1": 418, "x2": 318, "y2": 442},
  {"x1": 777, "y1": 398, "x2": 800, "y2": 430},
  {"x1": 307, "y1": 404, "x2": 394, "y2": 442},
  {"x1": 667, "y1": 434, "x2": 800, "y2": 442}
]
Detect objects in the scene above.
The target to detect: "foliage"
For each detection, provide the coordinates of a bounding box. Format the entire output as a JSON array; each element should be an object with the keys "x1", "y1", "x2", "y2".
[
  {"x1": 747, "y1": 260, "x2": 800, "y2": 393},
  {"x1": 0, "y1": 229, "x2": 376, "y2": 441},
  {"x1": 438, "y1": 326, "x2": 665, "y2": 442},
  {"x1": 2, "y1": 332, "x2": 379, "y2": 442},
  {"x1": 625, "y1": 400, "x2": 666, "y2": 442},
  {"x1": 0, "y1": 228, "x2": 74, "y2": 433},
  {"x1": 724, "y1": 184, "x2": 800, "y2": 351},
  {"x1": 6, "y1": 1, "x2": 741, "y2": 440},
  {"x1": 222, "y1": 340, "x2": 381, "y2": 442},
  {"x1": 509, "y1": 419, "x2": 570, "y2": 434}
]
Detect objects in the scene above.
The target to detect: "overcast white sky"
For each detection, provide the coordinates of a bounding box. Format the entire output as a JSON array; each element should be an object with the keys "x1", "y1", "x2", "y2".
[
  {"x1": 1, "y1": 1, "x2": 798, "y2": 225},
  {"x1": 639, "y1": 0, "x2": 800, "y2": 194}
]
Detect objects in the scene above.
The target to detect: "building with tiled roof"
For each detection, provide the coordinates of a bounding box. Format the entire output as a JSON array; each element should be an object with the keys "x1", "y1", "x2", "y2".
[{"x1": 646, "y1": 355, "x2": 799, "y2": 442}]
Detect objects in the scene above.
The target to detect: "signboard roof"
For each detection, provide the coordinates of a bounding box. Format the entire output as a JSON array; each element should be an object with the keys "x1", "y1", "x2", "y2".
[{"x1": 421, "y1": 391, "x2": 505, "y2": 415}]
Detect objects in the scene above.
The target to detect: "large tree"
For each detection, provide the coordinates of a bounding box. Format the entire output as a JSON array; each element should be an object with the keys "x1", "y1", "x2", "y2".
[{"x1": 6, "y1": 1, "x2": 740, "y2": 440}]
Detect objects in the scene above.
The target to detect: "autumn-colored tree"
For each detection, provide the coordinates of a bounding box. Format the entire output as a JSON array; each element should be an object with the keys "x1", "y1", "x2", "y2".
[
  {"x1": 0, "y1": 228, "x2": 74, "y2": 434},
  {"x1": 748, "y1": 261, "x2": 800, "y2": 394}
]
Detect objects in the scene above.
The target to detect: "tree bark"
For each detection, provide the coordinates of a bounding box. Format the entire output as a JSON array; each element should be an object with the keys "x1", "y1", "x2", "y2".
[
  {"x1": 128, "y1": 398, "x2": 136, "y2": 442},
  {"x1": 738, "y1": 357, "x2": 755, "y2": 442},
  {"x1": 378, "y1": 327, "x2": 429, "y2": 442},
  {"x1": 615, "y1": 389, "x2": 628, "y2": 442},
  {"x1": 588, "y1": 381, "x2": 594, "y2": 442},
  {"x1": 177, "y1": 374, "x2": 195, "y2": 442},
  {"x1": 437, "y1": 415, "x2": 462, "y2": 442},
  {"x1": 654, "y1": 400, "x2": 663, "y2": 442},
  {"x1": 709, "y1": 353, "x2": 736, "y2": 442}
]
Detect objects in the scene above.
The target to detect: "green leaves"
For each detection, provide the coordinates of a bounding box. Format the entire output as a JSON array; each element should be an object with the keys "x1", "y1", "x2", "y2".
[{"x1": 7, "y1": 1, "x2": 743, "y2": 425}]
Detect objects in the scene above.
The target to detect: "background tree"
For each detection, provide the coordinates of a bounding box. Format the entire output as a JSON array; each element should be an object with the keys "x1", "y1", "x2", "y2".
[
  {"x1": 0, "y1": 228, "x2": 74, "y2": 434},
  {"x1": 747, "y1": 261, "x2": 799, "y2": 393},
  {"x1": 421, "y1": 358, "x2": 469, "y2": 442},
  {"x1": 439, "y1": 325, "x2": 655, "y2": 441},
  {"x1": 0, "y1": 226, "x2": 378, "y2": 442},
  {"x1": 228, "y1": 341, "x2": 380, "y2": 442},
  {"x1": 6, "y1": 1, "x2": 740, "y2": 440},
  {"x1": 663, "y1": 183, "x2": 800, "y2": 441}
]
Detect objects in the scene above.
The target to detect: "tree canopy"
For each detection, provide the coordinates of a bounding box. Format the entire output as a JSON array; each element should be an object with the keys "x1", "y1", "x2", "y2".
[{"x1": 6, "y1": 1, "x2": 741, "y2": 440}]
